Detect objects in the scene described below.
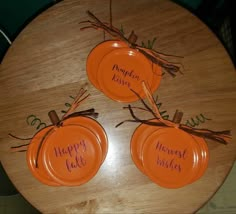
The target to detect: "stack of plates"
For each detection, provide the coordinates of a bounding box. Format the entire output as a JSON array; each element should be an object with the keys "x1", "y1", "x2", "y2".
[
  {"x1": 86, "y1": 40, "x2": 162, "y2": 102},
  {"x1": 27, "y1": 116, "x2": 108, "y2": 186},
  {"x1": 130, "y1": 120, "x2": 209, "y2": 188}
]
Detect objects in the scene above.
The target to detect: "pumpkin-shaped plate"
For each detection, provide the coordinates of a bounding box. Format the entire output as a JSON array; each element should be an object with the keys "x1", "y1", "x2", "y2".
[
  {"x1": 86, "y1": 40, "x2": 128, "y2": 90},
  {"x1": 41, "y1": 124, "x2": 102, "y2": 186},
  {"x1": 142, "y1": 127, "x2": 201, "y2": 188},
  {"x1": 97, "y1": 48, "x2": 154, "y2": 102},
  {"x1": 27, "y1": 126, "x2": 60, "y2": 186},
  {"x1": 189, "y1": 135, "x2": 209, "y2": 183},
  {"x1": 130, "y1": 120, "x2": 164, "y2": 174},
  {"x1": 62, "y1": 116, "x2": 108, "y2": 163}
]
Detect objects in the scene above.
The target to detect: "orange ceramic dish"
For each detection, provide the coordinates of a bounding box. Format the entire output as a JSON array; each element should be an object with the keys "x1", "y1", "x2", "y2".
[
  {"x1": 41, "y1": 125, "x2": 103, "y2": 186},
  {"x1": 62, "y1": 116, "x2": 108, "y2": 163},
  {"x1": 141, "y1": 127, "x2": 203, "y2": 188},
  {"x1": 27, "y1": 126, "x2": 60, "y2": 186},
  {"x1": 97, "y1": 48, "x2": 154, "y2": 102},
  {"x1": 86, "y1": 40, "x2": 128, "y2": 90}
]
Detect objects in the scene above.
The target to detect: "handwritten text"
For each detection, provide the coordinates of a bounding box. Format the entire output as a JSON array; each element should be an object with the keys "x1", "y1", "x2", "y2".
[
  {"x1": 54, "y1": 140, "x2": 87, "y2": 172},
  {"x1": 155, "y1": 141, "x2": 187, "y2": 172},
  {"x1": 111, "y1": 64, "x2": 140, "y2": 87}
]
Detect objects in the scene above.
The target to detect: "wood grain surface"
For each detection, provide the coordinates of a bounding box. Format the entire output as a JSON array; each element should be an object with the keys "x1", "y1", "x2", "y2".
[{"x1": 0, "y1": 0, "x2": 236, "y2": 213}]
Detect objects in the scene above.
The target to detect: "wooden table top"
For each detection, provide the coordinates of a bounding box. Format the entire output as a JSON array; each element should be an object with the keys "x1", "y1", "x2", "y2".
[{"x1": 0, "y1": 0, "x2": 236, "y2": 213}]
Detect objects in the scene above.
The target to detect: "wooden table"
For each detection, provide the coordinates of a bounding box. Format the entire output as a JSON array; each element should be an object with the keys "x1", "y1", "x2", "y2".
[{"x1": 0, "y1": 0, "x2": 236, "y2": 213}]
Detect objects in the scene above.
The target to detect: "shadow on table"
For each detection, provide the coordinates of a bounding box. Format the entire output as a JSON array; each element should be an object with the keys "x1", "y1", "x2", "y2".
[
  {"x1": 197, "y1": 162, "x2": 236, "y2": 214},
  {"x1": 0, "y1": 162, "x2": 40, "y2": 213}
]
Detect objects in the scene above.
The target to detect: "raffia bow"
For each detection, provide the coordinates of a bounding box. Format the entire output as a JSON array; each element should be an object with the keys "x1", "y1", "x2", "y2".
[
  {"x1": 80, "y1": 11, "x2": 183, "y2": 77},
  {"x1": 10, "y1": 87, "x2": 98, "y2": 167},
  {"x1": 116, "y1": 81, "x2": 231, "y2": 145}
]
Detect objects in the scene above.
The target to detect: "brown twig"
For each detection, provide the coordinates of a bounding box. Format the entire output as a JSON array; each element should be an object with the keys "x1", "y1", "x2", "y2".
[
  {"x1": 80, "y1": 10, "x2": 183, "y2": 76},
  {"x1": 35, "y1": 127, "x2": 54, "y2": 168},
  {"x1": 110, "y1": 0, "x2": 112, "y2": 28},
  {"x1": 9, "y1": 87, "x2": 100, "y2": 169},
  {"x1": 116, "y1": 83, "x2": 231, "y2": 145},
  {"x1": 8, "y1": 133, "x2": 32, "y2": 141}
]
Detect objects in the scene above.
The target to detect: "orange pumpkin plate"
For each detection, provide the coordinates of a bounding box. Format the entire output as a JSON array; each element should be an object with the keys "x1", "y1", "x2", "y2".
[
  {"x1": 27, "y1": 126, "x2": 60, "y2": 186},
  {"x1": 131, "y1": 123, "x2": 209, "y2": 186},
  {"x1": 41, "y1": 124, "x2": 102, "y2": 186},
  {"x1": 62, "y1": 116, "x2": 108, "y2": 163},
  {"x1": 86, "y1": 40, "x2": 128, "y2": 90},
  {"x1": 97, "y1": 48, "x2": 154, "y2": 102},
  {"x1": 189, "y1": 135, "x2": 209, "y2": 182},
  {"x1": 130, "y1": 121, "x2": 164, "y2": 174},
  {"x1": 141, "y1": 127, "x2": 202, "y2": 188}
]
